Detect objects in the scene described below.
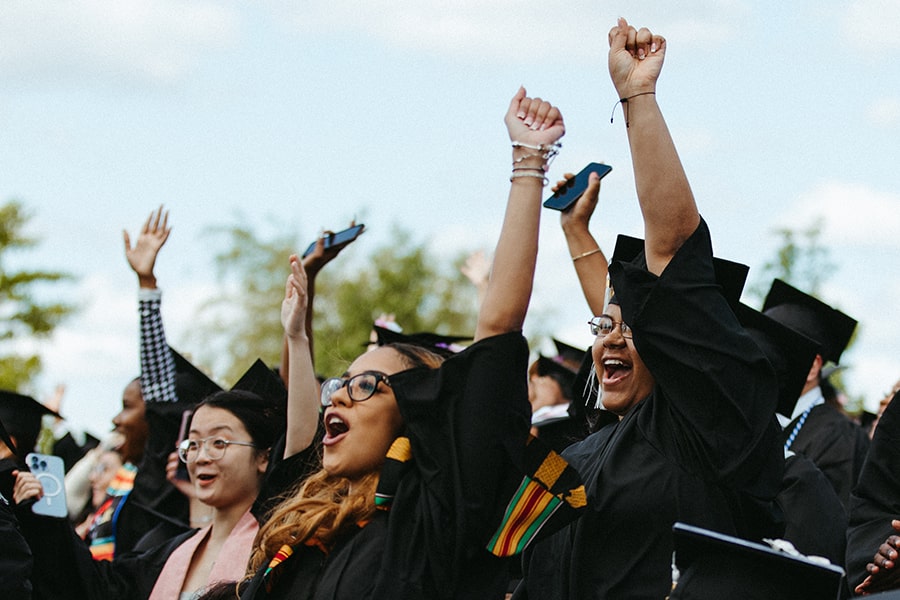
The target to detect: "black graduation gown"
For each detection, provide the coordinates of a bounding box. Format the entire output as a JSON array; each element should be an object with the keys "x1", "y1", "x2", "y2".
[
  {"x1": 517, "y1": 220, "x2": 783, "y2": 600},
  {"x1": 0, "y1": 459, "x2": 33, "y2": 600},
  {"x1": 846, "y1": 390, "x2": 900, "y2": 591},
  {"x1": 776, "y1": 453, "x2": 847, "y2": 565},
  {"x1": 782, "y1": 402, "x2": 870, "y2": 512},
  {"x1": 241, "y1": 331, "x2": 577, "y2": 600},
  {"x1": 17, "y1": 443, "x2": 316, "y2": 600}
]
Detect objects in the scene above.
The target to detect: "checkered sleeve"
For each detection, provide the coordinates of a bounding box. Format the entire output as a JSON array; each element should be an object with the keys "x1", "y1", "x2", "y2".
[{"x1": 138, "y1": 288, "x2": 177, "y2": 403}]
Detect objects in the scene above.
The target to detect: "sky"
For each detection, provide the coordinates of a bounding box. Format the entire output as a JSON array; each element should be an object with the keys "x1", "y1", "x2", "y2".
[{"x1": 2, "y1": 0, "x2": 899, "y2": 438}]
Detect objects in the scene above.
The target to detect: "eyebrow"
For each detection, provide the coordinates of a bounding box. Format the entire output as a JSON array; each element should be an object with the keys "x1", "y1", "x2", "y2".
[{"x1": 188, "y1": 425, "x2": 235, "y2": 436}]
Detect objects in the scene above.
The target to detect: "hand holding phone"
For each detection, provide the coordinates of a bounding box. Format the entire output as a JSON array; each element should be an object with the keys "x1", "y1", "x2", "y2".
[
  {"x1": 543, "y1": 163, "x2": 612, "y2": 212},
  {"x1": 301, "y1": 224, "x2": 365, "y2": 258},
  {"x1": 26, "y1": 453, "x2": 68, "y2": 518}
]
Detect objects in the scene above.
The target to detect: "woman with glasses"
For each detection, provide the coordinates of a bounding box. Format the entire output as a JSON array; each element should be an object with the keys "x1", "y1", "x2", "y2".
[
  {"x1": 232, "y1": 87, "x2": 584, "y2": 600},
  {"x1": 9, "y1": 255, "x2": 322, "y2": 600},
  {"x1": 515, "y1": 18, "x2": 783, "y2": 599}
]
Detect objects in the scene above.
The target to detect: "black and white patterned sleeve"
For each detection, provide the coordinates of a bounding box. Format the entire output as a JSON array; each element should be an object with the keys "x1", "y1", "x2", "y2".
[{"x1": 138, "y1": 288, "x2": 177, "y2": 403}]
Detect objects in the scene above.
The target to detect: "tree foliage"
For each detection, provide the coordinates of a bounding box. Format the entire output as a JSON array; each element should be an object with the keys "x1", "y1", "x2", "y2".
[
  {"x1": 194, "y1": 221, "x2": 478, "y2": 383},
  {"x1": 0, "y1": 200, "x2": 76, "y2": 390}
]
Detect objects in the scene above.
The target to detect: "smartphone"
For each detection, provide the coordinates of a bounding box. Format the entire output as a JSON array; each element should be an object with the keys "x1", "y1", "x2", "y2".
[
  {"x1": 26, "y1": 453, "x2": 68, "y2": 518},
  {"x1": 301, "y1": 224, "x2": 365, "y2": 258},
  {"x1": 175, "y1": 409, "x2": 193, "y2": 481},
  {"x1": 543, "y1": 163, "x2": 612, "y2": 212}
]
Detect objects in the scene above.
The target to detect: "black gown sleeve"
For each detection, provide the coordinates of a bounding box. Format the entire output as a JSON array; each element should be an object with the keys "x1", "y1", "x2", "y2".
[
  {"x1": 611, "y1": 219, "x2": 782, "y2": 497},
  {"x1": 846, "y1": 390, "x2": 900, "y2": 590},
  {"x1": 0, "y1": 500, "x2": 33, "y2": 600}
]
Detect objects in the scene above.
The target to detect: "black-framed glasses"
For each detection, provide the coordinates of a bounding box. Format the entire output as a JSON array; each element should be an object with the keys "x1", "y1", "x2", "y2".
[
  {"x1": 320, "y1": 372, "x2": 391, "y2": 407},
  {"x1": 588, "y1": 315, "x2": 633, "y2": 339},
  {"x1": 178, "y1": 437, "x2": 257, "y2": 464}
]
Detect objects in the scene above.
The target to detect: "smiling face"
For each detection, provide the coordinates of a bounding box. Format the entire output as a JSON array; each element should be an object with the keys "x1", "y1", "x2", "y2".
[
  {"x1": 592, "y1": 303, "x2": 655, "y2": 416},
  {"x1": 186, "y1": 405, "x2": 268, "y2": 512},
  {"x1": 89, "y1": 450, "x2": 123, "y2": 508},
  {"x1": 111, "y1": 379, "x2": 148, "y2": 464},
  {"x1": 322, "y1": 347, "x2": 407, "y2": 484}
]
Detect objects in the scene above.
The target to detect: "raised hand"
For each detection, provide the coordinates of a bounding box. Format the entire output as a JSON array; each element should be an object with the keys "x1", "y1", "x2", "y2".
[
  {"x1": 504, "y1": 86, "x2": 565, "y2": 149},
  {"x1": 124, "y1": 206, "x2": 171, "y2": 288},
  {"x1": 302, "y1": 222, "x2": 364, "y2": 278},
  {"x1": 12, "y1": 470, "x2": 43, "y2": 505},
  {"x1": 281, "y1": 255, "x2": 309, "y2": 341},
  {"x1": 558, "y1": 172, "x2": 602, "y2": 232},
  {"x1": 607, "y1": 17, "x2": 666, "y2": 99}
]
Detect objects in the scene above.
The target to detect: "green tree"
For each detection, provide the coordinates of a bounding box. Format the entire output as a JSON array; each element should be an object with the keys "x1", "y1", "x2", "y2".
[
  {"x1": 747, "y1": 217, "x2": 834, "y2": 303},
  {"x1": 0, "y1": 200, "x2": 76, "y2": 390},
  {"x1": 193, "y1": 220, "x2": 478, "y2": 383}
]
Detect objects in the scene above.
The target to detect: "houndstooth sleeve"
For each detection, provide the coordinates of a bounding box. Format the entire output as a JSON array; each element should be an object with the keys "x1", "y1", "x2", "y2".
[{"x1": 138, "y1": 288, "x2": 178, "y2": 403}]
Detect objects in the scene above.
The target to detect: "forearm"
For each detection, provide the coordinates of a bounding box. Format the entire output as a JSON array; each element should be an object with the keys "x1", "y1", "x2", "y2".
[
  {"x1": 475, "y1": 174, "x2": 542, "y2": 340},
  {"x1": 624, "y1": 94, "x2": 699, "y2": 274},
  {"x1": 563, "y1": 225, "x2": 608, "y2": 316},
  {"x1": 283, "y1": 335, "x2": 319, "y2": 457},
  {"x1": 138, "y1": 289, "x2": 177, "y2": 403}
]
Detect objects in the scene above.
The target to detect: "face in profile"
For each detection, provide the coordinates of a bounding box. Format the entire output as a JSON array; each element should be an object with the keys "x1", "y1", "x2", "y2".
[
  {"x1": 185, "y1": 405, "x2": 269, "y2": 511},
  {"x1": 321, "y1": 347, "x2": 407, "y2": 484},
  {"x1": 112, "y1": 379, "x2": 148, "y2": 464},
  {"x1": 592, "y1": 303, "x2": 655, "y2": 416}
]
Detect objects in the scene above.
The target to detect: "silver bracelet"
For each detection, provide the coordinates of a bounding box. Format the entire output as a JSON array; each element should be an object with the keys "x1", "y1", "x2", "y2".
[{"x1": 510, "y1": 171, "x2": 549, "y2": 186}]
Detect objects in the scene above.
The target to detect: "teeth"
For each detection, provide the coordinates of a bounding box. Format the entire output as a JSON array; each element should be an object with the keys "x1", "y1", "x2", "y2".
[
  {"x1": 327, "y1": 415, "x2": 345, "y2": 426},
  {"x1": 604, "y1": 359, "x2": 625, "y2": 367}
]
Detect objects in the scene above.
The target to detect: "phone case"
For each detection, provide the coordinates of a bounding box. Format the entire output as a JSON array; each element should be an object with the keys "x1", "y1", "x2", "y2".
[
  {"x1": 26, "y1": 453, "x2": 68, "y2": 518},
  {"x1": 543, "y1": 163, "x2": 612, "y2": 211}
]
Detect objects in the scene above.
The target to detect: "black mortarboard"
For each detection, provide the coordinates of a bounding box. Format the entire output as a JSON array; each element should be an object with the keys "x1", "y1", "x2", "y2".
[
  {"x1": 170, "y1": 347, "x2": 223, "y2": 405},
  {"x1": 231, "y1": 359, "x2": 287, "y2": 407},
  {"x1": 671, "y1": 522, "x2": 845, "y2": 600},
  {"x1": 532, "y1": 355, "x2": 578, "y2": 396},
  {"x1": 0, "y1": 390, "x2": 61, "y2": 455},
  {"x1": 370, "y1": 325, "x2": 471, "y2": 358},
  {"x1": 552, "y1": 339, "x2": 587, "y2": 372},
  {"x1": 736, "y1": 303, "x2": 820, "y2": 417},
  {"x1": 609, "y1": 234, "x2": 749, "y2": 308},
  {"x1": 762, "y1": 279, "x2": 857, "y2": 365}
]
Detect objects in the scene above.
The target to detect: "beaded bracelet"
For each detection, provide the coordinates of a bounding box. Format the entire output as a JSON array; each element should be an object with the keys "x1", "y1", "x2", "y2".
[{"x1": 510, "y1": 171, "x2": 549, "y2": 186}]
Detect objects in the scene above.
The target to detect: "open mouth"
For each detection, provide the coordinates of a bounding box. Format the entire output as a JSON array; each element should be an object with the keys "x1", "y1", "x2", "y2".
[
  {"x1": 323, "y1": 414, "x2": 350, "y2": 445},
  {"x1": 602, "y1": 359, "x2": 632, "y2": 385}
]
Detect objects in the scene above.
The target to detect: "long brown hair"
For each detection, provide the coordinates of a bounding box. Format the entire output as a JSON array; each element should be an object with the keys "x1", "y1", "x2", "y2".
[{"x1": 247, "y1": 343, "x2": 444, "y2": 574}]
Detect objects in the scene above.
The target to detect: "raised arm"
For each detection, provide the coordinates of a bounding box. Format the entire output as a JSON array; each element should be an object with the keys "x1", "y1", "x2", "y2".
[
  {"x1": 279, "y1": 224, "x2": 363, "y2": 386},
  {"x1": 280, "y1": 255, "x2": 319, "y2": 457},
  {"x1": 608, "y1": 18, "x2": 699, "y2": 275},
  {"x1": 556, "y1": 172, "x2": 608, "y2": 316},
  {"x1": 475, "y1": 87, "x2": 565, "y2": 341},
  {"x1": 123, "y1": 206, "x2": 177, "y2": 404}
]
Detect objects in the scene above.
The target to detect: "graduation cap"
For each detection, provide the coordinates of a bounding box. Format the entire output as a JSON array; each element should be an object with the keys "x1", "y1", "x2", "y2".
[
  {"x1": 671, "y1": 522, "x2": 845, "y2": 600},
  {"x1": 369, "y1": 325, "x2": 471, "y2": 358},
  {"x1": 0, "y1": 390, "x2": 61, "y2": 456},
  {"x1": 231, "y1": 359, "x2": 287, "y2": 407},
  {"x1": 609, "y1": 234, "x2": 749, "y2": 308},
  {"x1": 170, "y1": 347, "x2": 223, "y2": 405},
  {"x1": 736, "y1": 304, "x2": 820, "y2": 418},
  {"x1": 552, "y1": 339, "x2": 588, "y2": 372},
  {"x1": 762, "y1": 279, "x2": 857, "y2": 365}
]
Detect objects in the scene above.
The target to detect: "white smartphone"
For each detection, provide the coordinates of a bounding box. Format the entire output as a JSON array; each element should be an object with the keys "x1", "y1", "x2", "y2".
[{"x1": 26, "y1": 452, "x2": 68, "y2": 518}]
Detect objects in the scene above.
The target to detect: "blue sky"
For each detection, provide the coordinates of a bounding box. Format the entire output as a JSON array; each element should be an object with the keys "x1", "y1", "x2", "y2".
[{"x1": 2, "y1": 1, "x2": 899, "y2": 437}]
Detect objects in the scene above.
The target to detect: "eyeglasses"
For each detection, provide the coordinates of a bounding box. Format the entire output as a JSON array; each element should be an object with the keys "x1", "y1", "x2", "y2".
[
  {"x1": 178, "y1": 436, "x2": 256, "y2": 464},
  {"x1": 320, "y1": 372, "x2": 391, "y2": 407},
  {"x1": 588, "y1": 315, "x2": 633, "y2": 339}
]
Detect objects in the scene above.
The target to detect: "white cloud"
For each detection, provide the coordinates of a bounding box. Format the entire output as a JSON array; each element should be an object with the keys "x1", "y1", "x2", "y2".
[
  {"x1": 269, "y1": 0, "x2": 750, "y2": 62},
  {"x1": 840, "y1": 0, "x2": 900, "y2": 51},
  {"x1": 866, "y1": 97, "x2": 900, "y2": 128},
  {"x1": 782, "y1": 181, "x2": 900, "y2": 247},
  {"x1": 0, "y1": 0, "x2": 240, "y2": 85}
]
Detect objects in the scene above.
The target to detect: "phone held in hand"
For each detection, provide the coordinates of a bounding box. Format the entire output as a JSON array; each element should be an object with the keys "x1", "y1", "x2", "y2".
[
  {"x1": 301, "y1": 224, "x2": 366, "y2": 258},
  {"x1": 26, "y1": 453, "x2": 68, "y2": 518},
  {"x1": 175, "y1": 409, "x2": 193, "y2": 482},
  {"x1": 542, "y1": 163, "x2": 613, "y2": 212}
]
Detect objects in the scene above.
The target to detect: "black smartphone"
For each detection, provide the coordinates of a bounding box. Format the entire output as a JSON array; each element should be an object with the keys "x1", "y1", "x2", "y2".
[
  {"x1": 543, "y1": 163, "x2": 612, "y2": 212},
  {"x1": 301, "y1": 224, "x2": 365, "y2": 258},
  {"x1": 175, "y1": 409, "x2": 193, "y2": 481}
]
